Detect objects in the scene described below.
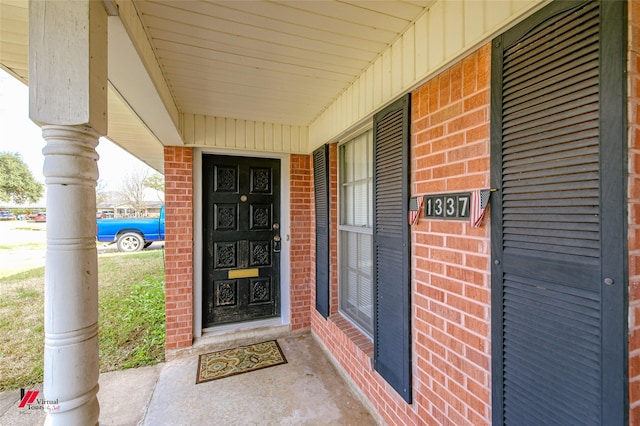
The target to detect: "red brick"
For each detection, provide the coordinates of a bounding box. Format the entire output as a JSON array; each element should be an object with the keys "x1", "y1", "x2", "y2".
[
  {"x1": 290, "y1": 153, "x2": 314, "y2": 330},
  {"x1": 465, "y1": 314, "x2": 489, "y2": 337},
  {"x1": 430, "y1": 248, "x2": 463, "y2": 265},
  {"x1": 631, "y1": 404, "x2": 640, "y2": 426},
  {"x1": 476, "y1": 44, "x2": 491, "y2": 89},
  {"x1": 447, "y1": 293, "x2": 486, "y2": 319},
  {"x1": 164, "y1": 147, "x2": 194, "y2": 349},
  {"x1": 446, "y1": 142, "x2": 486, "y2": 163},
  {"x1": 632, "y1": 379, "x2": 640, "y2": 406},
  {"x1": 314, "y1": 43, "x2": 495, "y2": 426},
  {"x1": 462, "y1": 53, "x2": 477, "y2": 97},
  {"x1": 431, "y1": 103, "x2": 464, "y2": 126},
  {"x1": 416, "y1": 305, "x2": 445, "y2": 329},
  {"x1": 447, "y1": 110, "x2": 487, "y2": 134},
  {"x1": 468, "y1": 157, "x2": 490, "y2": 173},
  {"x1": 445, "y1": 169, "x2": 484, "y2": 188},
  {"x1": 415, "y1": 231, "x2": 445, "y2": 247},
  {"x1": 432, "y1": 133, "x2": 465, "y2": 153},
  {"x1": 449, "y1": 349, "x2": 488, "y2": 385},
  {"x1": 631, "y1": 352, "x2": 640, "y2": 378},
  {"x1": 430, "y1": 275, "x2": 464, "y2": 295},
  {"x1": 450, "y1": 63, "x2": 463, "y2": 102},
  {"x1": 430, "y1": 221, "x2": 464, "y2": 235},
  {"x1": 464, "y1": 90, "x2": 489, "y2": 112},
  {"x1": 416, "y1": 152, "x2": 446, "y2": 170},
  {"x1": 465, "y1": 346, "x2": 490, "y2": 371},
  {"x1": 464, "y1": 285, "x2": 489, "y2": 304},
  {"x1": 465, "y1": 254, "x2": 489, "y2": 271},
  {"x1": 447, "y1": 322, "x2": 485, "y2": 352},
  {"x1": 433, "y1": 162, "x2": 466, "y2": 179},
  {"x1": 439, "y1": 69, "x2": 451, "y2": 107}
]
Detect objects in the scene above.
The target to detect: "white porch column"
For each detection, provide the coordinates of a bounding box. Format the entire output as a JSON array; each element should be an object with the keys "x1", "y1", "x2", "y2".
[
  {"x1": 29, "y1": 1, "x2": 107, "y2": 425},
  {"x1": 42, "y1": 125, "x2": 101, "y2": 425}
]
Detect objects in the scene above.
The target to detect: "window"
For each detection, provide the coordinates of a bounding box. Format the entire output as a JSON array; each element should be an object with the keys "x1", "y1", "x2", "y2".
[{"x1": 339, "y1": 131, "x2": 373, "y2": 336}]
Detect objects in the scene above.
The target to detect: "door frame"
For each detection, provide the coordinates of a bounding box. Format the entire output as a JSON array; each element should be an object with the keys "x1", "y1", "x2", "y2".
[{"x1": 193, "y1": 148, "x2": 291, "y2": 337}]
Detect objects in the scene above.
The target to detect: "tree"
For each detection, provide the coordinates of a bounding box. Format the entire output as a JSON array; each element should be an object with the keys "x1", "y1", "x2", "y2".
[
  {"x1": 144, "y1": 172, "x2": 165, "y2": 202},
  {"x1": 96, "y1": 178, "x2": 109, "y2": 206},
  {"x1": 0, "y1": 152, "x2": 43, "y2": 204},
  {"x1": 118, "y1": 168, "x2": 150, "y2": 217}
]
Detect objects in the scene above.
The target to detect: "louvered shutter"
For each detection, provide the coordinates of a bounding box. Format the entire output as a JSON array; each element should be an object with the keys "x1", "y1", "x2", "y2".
[
  {"x1": 373, "y1": 95, "x2": 411, "y2": 403},
  {"x1": 491, "y1": 1, "x2": 626, "y2": 424},
  {"x1": 314, "y1": 145, "x2": 330, "y2": 318}
]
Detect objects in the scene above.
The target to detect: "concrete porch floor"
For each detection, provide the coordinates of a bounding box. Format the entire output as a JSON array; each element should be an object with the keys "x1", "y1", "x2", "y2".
[{"x1": 0, "y1": 333, "x2": 379, "y2": 426}]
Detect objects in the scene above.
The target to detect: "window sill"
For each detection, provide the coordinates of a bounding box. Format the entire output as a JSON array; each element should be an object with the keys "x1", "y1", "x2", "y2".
[{"x1": 329, "y1": 313, "x2": 374, "y2": 362}]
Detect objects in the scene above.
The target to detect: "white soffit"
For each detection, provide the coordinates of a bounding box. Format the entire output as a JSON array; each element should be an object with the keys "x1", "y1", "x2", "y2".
[
  {"x1": 107, "y1": 84, "x2": 165, "y2": 173},
  {"x1": 108, "y1": 16, "x2": 183, "y2": 146},
  {"x1": 0, "y1": 1, "x2": 174, "y2": 170},
  {"x1": 0, "y1": 0, "x2": 28, "y2": 83},
  {"x1": 133, "y1": 0, "x2": 434, "y2": 127}
]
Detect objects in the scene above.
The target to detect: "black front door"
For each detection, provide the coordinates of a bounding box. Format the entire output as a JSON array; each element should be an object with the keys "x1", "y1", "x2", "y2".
[{"x1": 203, "y1": 155, "x2": 281, "y2": 326}]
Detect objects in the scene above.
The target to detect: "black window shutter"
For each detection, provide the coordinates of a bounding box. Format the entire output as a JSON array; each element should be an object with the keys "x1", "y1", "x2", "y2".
[
  {"x1": 314, "y1": 145, "x2": 330, "y2": 318},
  {"x1": 373, "y1": 94, "x2": 411, "y2": 403},
  {"x1": 490, "y1": 1, "x2": 627, "y2": 424}
]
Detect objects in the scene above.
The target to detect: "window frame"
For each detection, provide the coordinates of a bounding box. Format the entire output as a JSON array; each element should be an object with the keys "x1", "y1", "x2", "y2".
[{"x1": 337, "y1": 130, "x2": 374, "y2": 337}]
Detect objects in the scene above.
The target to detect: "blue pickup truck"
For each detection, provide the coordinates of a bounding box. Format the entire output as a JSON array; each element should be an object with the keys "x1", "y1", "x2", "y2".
[{"x1": 96, "y1": 206, "x2": 165, "y2": 252}]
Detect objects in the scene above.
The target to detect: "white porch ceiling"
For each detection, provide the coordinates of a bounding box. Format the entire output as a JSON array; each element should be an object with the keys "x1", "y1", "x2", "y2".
[
  {"x1": 0, "y1": 0, "x2": 433, "y2": 170},
  {"x1": 133, "y1": 0, "x2": 433, "y2": 126}
]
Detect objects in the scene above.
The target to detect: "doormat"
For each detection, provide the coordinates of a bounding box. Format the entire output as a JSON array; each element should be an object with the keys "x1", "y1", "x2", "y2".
[{"x1": 196, "y1": 340, "x2": 287, "y2": 384}]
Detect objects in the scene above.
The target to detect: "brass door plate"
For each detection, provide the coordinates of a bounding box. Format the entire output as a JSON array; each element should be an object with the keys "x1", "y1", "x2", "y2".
[{"x1": 228, "y1": 268, "x2": 259, "y2": 279}]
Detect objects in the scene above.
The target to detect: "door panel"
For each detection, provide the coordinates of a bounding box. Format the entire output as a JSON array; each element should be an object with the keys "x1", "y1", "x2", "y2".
[
  {"x1": 491, "y1": 1, "x2": 626, "y2": 424},
  {"x1": 203, "y1": 155, "x2": 281, "y2": 326}
]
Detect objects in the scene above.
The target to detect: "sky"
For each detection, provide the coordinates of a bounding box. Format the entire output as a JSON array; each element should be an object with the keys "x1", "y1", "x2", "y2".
[{"x1": 0, "y1": 68, "x2": 156, "y2": 195}]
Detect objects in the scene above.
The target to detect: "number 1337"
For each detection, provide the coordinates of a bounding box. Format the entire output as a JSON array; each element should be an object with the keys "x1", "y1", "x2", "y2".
[{"x1": 423, "y1": 193, "x2": 470, "y2": 219}]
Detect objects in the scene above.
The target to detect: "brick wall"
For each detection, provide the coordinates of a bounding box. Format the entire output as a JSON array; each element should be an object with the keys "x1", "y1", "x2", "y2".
[
  {"x1": 312, "y1": 44, "x2": 492, "y2": 425},
  {"x1": 164, "y1": 151, "x2": 313, "y2": 346},
  {"x1": 411, "y1": 43, "x2": 491, "y2": 425},
  {"x1": 164, "y1": 146, "x2": 194, "y2": 349},
  {"x1": 290, "y1": 154, "x2": 314, "y2": 330},
  {"x1": 629, "y1": 1, "x2": 640, "y2": 422}
]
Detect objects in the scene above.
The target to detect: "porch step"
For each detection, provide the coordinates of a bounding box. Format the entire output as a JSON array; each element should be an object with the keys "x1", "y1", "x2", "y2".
[{"x1": 166, "y1": 319, "x2": 295, "y2": 361}]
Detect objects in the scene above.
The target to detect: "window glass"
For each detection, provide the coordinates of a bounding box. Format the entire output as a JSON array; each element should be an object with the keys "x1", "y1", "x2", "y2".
[{"x1": 339, "y1": 131, "x2": 373, "y2": 336}]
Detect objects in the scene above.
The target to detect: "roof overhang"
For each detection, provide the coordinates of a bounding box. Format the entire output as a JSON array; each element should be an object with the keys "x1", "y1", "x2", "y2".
[{"x1": 1, "y1": 0, "x2": 550, "y2": 166}]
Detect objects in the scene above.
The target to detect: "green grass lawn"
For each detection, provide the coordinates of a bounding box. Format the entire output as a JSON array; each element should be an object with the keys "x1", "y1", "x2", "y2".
[{"x1": 0, "y1": 250, "x2": 165, "y2": 391}]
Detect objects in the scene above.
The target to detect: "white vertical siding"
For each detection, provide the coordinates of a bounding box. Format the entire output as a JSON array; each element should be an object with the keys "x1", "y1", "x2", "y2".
[
  {"x1": 444, "y1": 1, "x2": 464, "y2": 59},
  {"x1": 415, "y1": 13, "x2": 428, "y2": 82},
  {"x1": 428, "y1": 1, "x2": 445, "y2": 68},
  {"x1": 308, "y1": 0, "x2": 547, "y2": 150},
  {"x1": 464, "y1": 1, "x2": 485, "y2": 45},
  {"x1": 402, "y1": 25, "x2": 416, "y2": 89},
  {"x1": 182, "y1": 114, "x2": 309, "y2": 154}
]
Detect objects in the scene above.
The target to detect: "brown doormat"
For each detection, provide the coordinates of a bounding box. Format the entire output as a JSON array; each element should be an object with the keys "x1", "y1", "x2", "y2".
[{"x1": 196, "y1": 340, "x2": 287, "y2": 384}]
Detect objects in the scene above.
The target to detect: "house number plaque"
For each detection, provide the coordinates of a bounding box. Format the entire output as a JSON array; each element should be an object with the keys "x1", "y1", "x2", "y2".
[{"x1": 423, "y1": 192, "x2": 470, "y2": 220}]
